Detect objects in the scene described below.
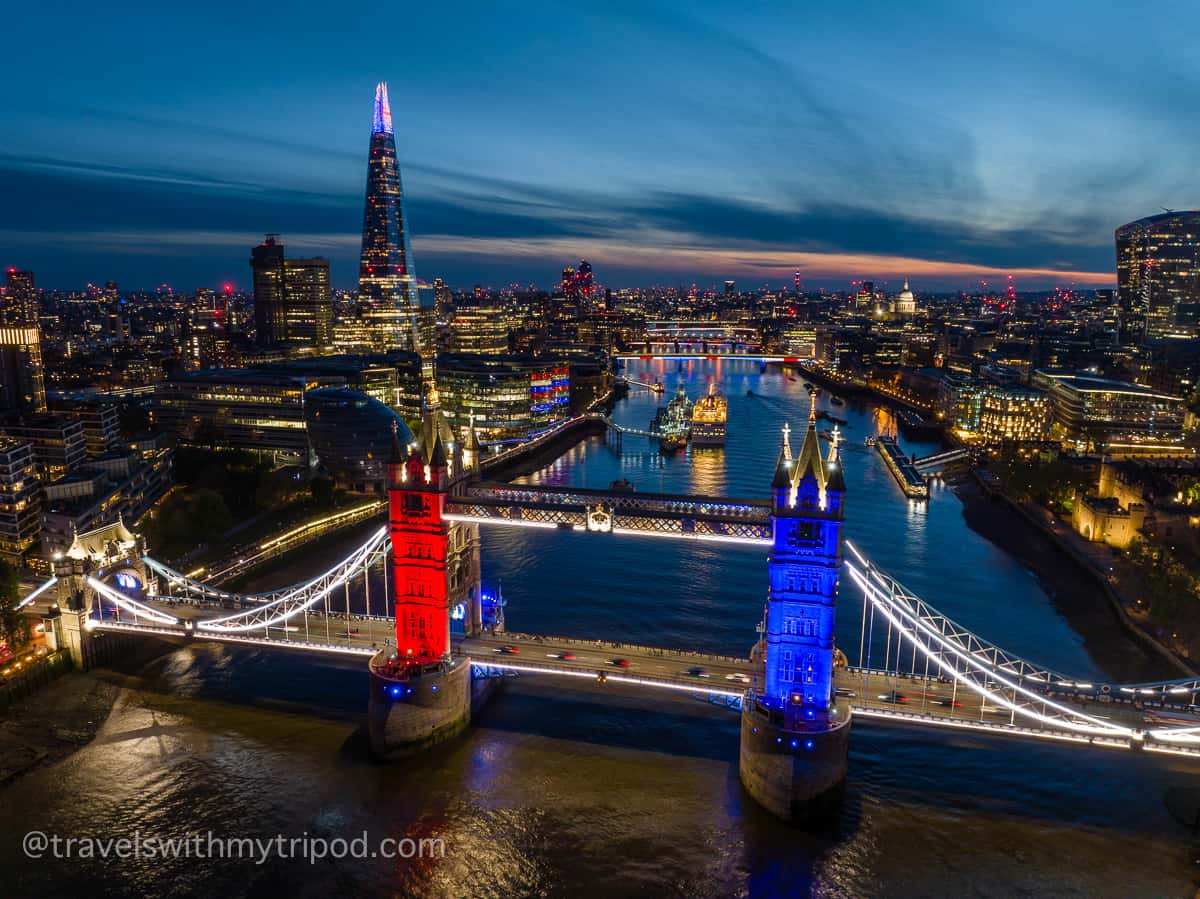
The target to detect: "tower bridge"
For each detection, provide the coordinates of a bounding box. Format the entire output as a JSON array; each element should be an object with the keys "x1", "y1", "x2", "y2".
[{"x1": 20, "y1": 401, "x2": 1200, "y2": 823}]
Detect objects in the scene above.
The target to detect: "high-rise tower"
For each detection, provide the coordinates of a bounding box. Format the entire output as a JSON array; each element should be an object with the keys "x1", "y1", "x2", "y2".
[
  {"x1": 0, "y1": 269, "x2": 45, "y2": 412},
  {"x1": 250, "y1": 235, "x2": 287, "y2": 346},
  {"x1": 740, "y1": 398, "x2": 851, "y2": 821},
  {"x1": 250, "y1": 234, "x2": 332, "y2": 348},
  {"x1": 3, "y1": 269, "x2": 38, "y2": 326},
  {"x1": 358, "y1": 82, "x2": 426, "y2": 357},
  {"x1": 1116, "y1": 211, "x2": 1200, "y2": 340}
]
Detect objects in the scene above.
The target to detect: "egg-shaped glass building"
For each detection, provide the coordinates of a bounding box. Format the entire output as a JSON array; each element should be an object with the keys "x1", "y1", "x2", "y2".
[{"x1": 305, "y1": 388, "x2": 413, "y2": 492}]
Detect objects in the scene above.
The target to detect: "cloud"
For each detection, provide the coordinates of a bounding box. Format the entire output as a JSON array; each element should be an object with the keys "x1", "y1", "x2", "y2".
[{"x1": 0, "y1": 142, "x2": 1116, "y2": 289}]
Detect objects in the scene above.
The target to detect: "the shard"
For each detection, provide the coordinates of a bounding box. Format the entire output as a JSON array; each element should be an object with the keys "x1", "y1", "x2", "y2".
[{"x1": 358, "y1": 81, "x2": 425, "y2": 354}]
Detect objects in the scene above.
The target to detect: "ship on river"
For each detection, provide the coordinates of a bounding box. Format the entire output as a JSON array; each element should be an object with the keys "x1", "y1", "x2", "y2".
[
  {"x1": 690, "y1": 382, "x2": 727, "y2": 446},
  {"x1": 651, "y1": 383, "x2": 693, "y2": 453}
]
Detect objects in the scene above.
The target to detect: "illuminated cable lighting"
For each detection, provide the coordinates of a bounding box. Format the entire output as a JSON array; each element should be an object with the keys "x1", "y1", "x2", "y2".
[
  {"x1": 91, "y1": 620, "x2": 378, "y2": 657},
  {"x1": 848, "y1": 541, "x2": 1200, "y2": 739},
  {"x1": 469, "y1": 659, "x2": 745, "y2": 698},
  {"x1": 845, "y1": 562, "x2": 1134, "y2": 738},
  {"x1": 16, "y1": 576, "x2": 58, "y2": 610},
  {"x1": 197, "y1": 527, "x2": 389, "y2": 632},
  {"x1": 86, "y1": 577, "x2": 180, "y2": 625},
  {"x1": 849, "y1": 707, "x2": 1100, "y2": 745}
]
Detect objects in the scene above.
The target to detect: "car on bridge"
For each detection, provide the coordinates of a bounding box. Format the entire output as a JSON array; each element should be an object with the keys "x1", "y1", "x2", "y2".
[
  {"x1": 686, "y1": 667, "x2": 710, "y2": 678},
  {"x1": 834, "y1": 687, "x2": 857, "y2": 698},
  {"x1": 610, "y1": 658, "x2": 632, "y2": 668},
  {"x1": 496, "y1": 645, "x2": 521, "y2": 654},
  {"x1": 553, "y1": 652, "x2": 577, "y2": 660},
  {"x1": 726, "y1": 673, "x2": 751, "y2": 684},
  {"x1": 931, "y1": 696, "x2": 962, "y2": 708},
  {"x1": 877, "y1": 690, "x2": 908, "y2": 703}
]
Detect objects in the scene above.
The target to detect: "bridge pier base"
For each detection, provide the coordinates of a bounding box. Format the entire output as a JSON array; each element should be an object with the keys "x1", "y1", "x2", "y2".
[
  {"x1": 368, "y1": 655, "x2": 495, "y2": 758},
  {"x1": 739, "y1": 700, "x2": 851, "y2": 823},
  {"x1": 44, "y1": 607, "x2": 97, "y2": 670}
]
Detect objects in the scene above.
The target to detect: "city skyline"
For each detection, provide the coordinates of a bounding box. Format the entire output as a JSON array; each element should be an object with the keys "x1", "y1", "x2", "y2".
[
  {"x1": 7, "y1": 4, "x2": 1200, "y2": 888},
  {"x1": 2, "y1": 2, "x2": 1195, "y2": 290}
]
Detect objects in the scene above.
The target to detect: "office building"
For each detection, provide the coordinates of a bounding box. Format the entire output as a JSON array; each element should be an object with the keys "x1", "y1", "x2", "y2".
[
  {"x1": 47, "y1": 399, "x2": 121, "y2": 457},
  {"x1": 305, "y1": 388, "x2": 414, "y2": 493},
  {"x1": 1036, "y1": 371, "x2": 1185, "y2": 452},
  {"x1": 436, "y1": 353, "x2": 570, "y2": 440},
  {"x1": 1116, "y1": 211, "x2": 1200, "y2": 339},
  {"x1": 251, "y1": 235, "x2": 332, "y2": 348},
  {"x1": 450, "y1": 301, "x2": 510, "y2": 354},
  {"x1": 3, "y1": 268, "x2": 38, "y2": 325},
  {"x1": 251, "y1": 235, "x2": 287, "y2": 345},
  {"x1": 1, "y1": 415, "x2": 87, "y2": 478},
  {"x1": 255, "y1": 351, "x2": 424, "y2": 421},
  {"x1": 0, "y1": 324, "x2": 47, "y2": 413},
  {"x1": 0, "y1": 438, "x2": 40, "y2": 564},
  {"x1": 155, "y1": 370, "x2": 324, "y2": 463},
  {"x1": 977, "y1": 385, "x2": 1051, "y2": 443},
  {"x1": 283, "y1": 256, "x2": 332, "y2": 346}
]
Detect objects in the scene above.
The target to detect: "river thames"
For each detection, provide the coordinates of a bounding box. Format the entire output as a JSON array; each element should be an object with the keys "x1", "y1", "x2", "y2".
[{"x1": 2, "y1": 360, "x2": 1197, "y2": 897}]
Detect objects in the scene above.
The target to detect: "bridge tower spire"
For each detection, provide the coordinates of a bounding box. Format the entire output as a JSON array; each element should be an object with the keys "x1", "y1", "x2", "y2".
[{"x1": 740, "y1": 414, "x2": 851, "y2": 821}]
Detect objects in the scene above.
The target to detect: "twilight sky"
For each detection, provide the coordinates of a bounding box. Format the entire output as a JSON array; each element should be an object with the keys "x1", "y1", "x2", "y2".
[{"x1": 2, "y1": 0, "x2": 1197, "y2": 291}]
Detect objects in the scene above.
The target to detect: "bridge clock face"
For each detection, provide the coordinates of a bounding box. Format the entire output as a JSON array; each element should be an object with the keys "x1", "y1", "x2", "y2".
[{"x1": 787, "y1": 520, "x2": 821, "y2": 548}]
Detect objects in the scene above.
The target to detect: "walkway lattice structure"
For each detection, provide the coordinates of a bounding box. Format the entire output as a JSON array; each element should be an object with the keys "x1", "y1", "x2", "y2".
[
  {"x1": 911, "y1": 447, "x2": 970, "y2": 473},
  {"x1": 444, "y1": 481, "x2": 773, "y2": 544}
]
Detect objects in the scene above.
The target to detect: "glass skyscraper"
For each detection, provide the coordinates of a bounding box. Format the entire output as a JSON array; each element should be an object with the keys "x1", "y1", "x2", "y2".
[
  {"x1": 358, "y1": 82, "x2": 427, "y2": 357},
  {"x1": 0, "y1": 269, "x2": 46, "y2": 413},
  {"x1": 1116, "y1": 211, "x2": 1200, "y2": 339},
  {"x1": 3, "y1": 268, "x2": 38, "y2": 326}
]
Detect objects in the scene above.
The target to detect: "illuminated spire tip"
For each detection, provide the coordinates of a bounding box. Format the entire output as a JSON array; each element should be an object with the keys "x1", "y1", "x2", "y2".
[{"x1": 373, "y1": 81, "x2": 393, "y2": 135}]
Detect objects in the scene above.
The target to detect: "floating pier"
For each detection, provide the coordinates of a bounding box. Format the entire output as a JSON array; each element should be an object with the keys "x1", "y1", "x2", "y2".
[{"x1": 875, "y1": 436, "x2": 929, "y2": 499}]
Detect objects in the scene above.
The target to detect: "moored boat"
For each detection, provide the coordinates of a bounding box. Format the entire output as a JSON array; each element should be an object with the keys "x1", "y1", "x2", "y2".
[
  {"x1": 690, "y1": 382, "x2": 727, "y2": 447},
  {"x1": 650, "y1": 382, "x2": 693, "y2": 455}
]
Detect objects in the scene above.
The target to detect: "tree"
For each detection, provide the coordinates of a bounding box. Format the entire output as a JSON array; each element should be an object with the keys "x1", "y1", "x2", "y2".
[
  {"x1": 117, "y1": 401, "x2": 151, "y2": 438},
  {"x1": 254, "y1": 468, "x2": 296, "y2": 511},
  {"x1": 0, "y1": 558, "x2": 30, "y2": 651},
  {"x1": 189, "y1": 489, "x2": 234, "y2": 542},
  {"x1": 310, "y1": 476, "x2": 335, "y2": 508},
  {"x1": 994, "y1": 455, "x2": 1091, "y2": 510}
]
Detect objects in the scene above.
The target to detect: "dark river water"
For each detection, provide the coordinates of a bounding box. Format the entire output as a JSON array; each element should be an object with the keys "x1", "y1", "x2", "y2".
[{"x1": 3, "y1": 360, "x2": 1198, "y2": 897}]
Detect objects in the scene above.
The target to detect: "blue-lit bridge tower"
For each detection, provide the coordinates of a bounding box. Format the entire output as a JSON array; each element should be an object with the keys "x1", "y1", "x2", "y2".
[{"x1": 740, "y1": 410, "x2": 851, "y2": 821}]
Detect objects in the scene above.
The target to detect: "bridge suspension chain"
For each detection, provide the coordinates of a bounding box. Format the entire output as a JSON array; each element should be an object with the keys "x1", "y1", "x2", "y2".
[
  {"x1": 844, "y1": 540, "x2": 1200, "y2": 742},
  {"x1": 193, "y1": 527, "x2": 390, "y2": 632}
]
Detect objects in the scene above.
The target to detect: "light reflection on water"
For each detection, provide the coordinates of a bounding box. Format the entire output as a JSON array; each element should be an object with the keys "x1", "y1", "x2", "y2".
[{"x1": 2, "y1": 360, "x2": 1196, "y2": 897}]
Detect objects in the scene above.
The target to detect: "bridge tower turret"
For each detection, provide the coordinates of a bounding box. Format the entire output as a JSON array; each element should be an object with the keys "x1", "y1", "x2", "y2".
[
  {"x1": 387, "y1": 434, "x2": 451, "y2": 666},
  {"x1": 740, "y1": 401, "x2": 851, "y2": 822},
  {"x1": 368, "y1": 415, "x2": 484, "y2": 759}
]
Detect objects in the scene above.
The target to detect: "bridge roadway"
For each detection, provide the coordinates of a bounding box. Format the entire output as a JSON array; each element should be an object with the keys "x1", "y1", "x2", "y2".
[{"x1": 64, "y1": 598, "x2": 1187, "y2": 751}]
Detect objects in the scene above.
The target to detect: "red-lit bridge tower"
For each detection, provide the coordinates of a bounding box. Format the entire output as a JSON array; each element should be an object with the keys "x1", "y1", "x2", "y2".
[
  {"x1": 368, "y1": 417, "x2": 485, "y2": 758},
  {"x1": 389, "y1": 436, "x2": 452, "y2": 664}
]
